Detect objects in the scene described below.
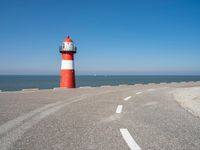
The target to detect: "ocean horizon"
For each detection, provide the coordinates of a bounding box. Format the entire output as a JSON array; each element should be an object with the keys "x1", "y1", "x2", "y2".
[{"x1": 0, "y1": 75, "x2": 200, "y2": 91}]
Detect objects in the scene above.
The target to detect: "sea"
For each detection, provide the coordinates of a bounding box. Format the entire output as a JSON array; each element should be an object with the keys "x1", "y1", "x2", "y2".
[{"x1": 0, "y1": 75, "x2": 200, "y2": 91}]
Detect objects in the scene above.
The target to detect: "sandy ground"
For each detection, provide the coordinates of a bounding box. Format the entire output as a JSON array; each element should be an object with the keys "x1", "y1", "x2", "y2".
[{"x1": 173, "y1": 87, "x2": 200, "y2": 118}]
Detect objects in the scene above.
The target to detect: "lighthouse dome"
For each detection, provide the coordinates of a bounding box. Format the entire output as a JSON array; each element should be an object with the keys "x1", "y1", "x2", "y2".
[{"x1": 64, "y1": 36, "x2": 73, "y2": 42}]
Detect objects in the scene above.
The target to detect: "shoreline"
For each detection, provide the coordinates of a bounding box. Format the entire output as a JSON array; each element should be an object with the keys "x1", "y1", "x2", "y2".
[
  {"x1": 1, "y1": 80, "x2": 200, "y2": 93},
  {"x1": 1, "y1": 75, "x2": 200, "y2": 92}
]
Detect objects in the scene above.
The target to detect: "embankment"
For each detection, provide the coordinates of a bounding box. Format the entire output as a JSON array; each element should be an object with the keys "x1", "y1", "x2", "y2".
[{"x1": 173, "y1": 87, "x2": 200, "y2": 117}]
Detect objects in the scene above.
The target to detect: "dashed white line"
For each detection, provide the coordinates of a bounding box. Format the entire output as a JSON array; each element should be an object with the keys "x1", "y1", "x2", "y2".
[
  {"x1": 120, "y1": 128, "x2": 141, "y2": 150},
  {"x1": 136, "y1": 92, "x2": 142, "y2": 95},
  {"x1": 124, "y1": 96, "x2": 132, "y2": 101},
  {"x1": 116, "y1": 105, "x2": 123, "y2": 114}
]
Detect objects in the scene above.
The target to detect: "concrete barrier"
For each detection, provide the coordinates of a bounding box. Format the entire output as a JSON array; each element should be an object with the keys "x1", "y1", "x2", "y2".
[
  {"x1": 53, "y1": 87, "x2": 70, "y2": 90},
  {"x1": 79, "y1": 86, "x2": 92, "y2": 88},
  {"x1": 133, "y1": 84, "x2": 144, "y2": 87},
  {"x1": 194, "y1": 81, "x2": 200, "y2": 86},
  {"x1": 22, "y1": 88, "x2": 39, "y2": 91},
  {"x1": 147, "y1": 83, "x2": 156, "y2": 86},
  {"x1": 100, "y1": 85, "x2": 111, "y2": 87},
  {"x1": 159, "y1": 82, "x2": 167, "y2": 85},
  {"x1": 53, "y1": 87, "x2": 63, "y2": 90},
  {"x1": 119, "y1": 84, "x2": 128, "y2": 86}
]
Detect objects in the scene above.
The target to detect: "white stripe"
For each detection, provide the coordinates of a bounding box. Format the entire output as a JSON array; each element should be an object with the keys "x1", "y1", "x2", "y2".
[
  {"x1": 124, "y1": 96, "x2": 132, "y2": 101},
  {"x1": 61, "y1": 60, "x2": 74, "y2": 69},
  {"x1": 136, "y1": 92, "x2": 142, "y2": 95},
  {"x1": 120, "y1": 128, "x2": 141, "y2": 150},
  {"x1": 116, "y1": 105, "x2": 123, "y2": 113}
]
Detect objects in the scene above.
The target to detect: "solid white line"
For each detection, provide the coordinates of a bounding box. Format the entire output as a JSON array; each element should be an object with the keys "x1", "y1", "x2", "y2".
[
  {"x1": 116, "y1": 105, "x2": 123, "y2": 113},
  {"x1": 136, "y1": 92, "x2": 142, "y2": 95},
  {"x1": 120, "y1": 128, "x2": 141, "y2": 150},
  {"x1": 124, "y1": 96, "x2": 132, "y2": 101}
]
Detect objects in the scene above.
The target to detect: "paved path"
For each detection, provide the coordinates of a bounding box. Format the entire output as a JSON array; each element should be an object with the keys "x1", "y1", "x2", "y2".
[{"x1": 0, "y1": 82, "x2": 200, "y2": 150}]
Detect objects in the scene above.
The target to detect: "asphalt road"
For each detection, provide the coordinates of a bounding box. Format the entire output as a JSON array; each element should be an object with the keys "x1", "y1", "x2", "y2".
[{"x1": 0, "y1": 82, "x2": 200, "y2": 150}]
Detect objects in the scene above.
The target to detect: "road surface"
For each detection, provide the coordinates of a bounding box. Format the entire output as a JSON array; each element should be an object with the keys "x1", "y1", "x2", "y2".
[{"x1": 0, "y1": 82, "x2": 200, "y2": 150}]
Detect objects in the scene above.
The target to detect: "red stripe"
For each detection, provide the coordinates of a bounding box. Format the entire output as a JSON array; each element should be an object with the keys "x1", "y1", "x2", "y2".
[{"x1": 62, "y1": 53, "x2": 74, "y2": 60}]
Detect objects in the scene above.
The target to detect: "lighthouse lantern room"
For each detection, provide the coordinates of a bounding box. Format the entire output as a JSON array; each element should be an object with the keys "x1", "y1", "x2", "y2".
[{"x1": 59, "y1": 36, "x2": 77, "y2": 53}]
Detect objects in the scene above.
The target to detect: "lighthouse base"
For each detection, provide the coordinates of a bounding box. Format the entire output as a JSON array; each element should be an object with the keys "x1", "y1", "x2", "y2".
[{"x1": 60, "y1": 70, "x2": 76, "y2": 88}]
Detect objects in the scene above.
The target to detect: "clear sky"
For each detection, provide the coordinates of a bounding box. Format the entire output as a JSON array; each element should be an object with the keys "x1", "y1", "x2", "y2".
[{"x1": 0, "y1": 0, "x2": 200, "y2": 75}]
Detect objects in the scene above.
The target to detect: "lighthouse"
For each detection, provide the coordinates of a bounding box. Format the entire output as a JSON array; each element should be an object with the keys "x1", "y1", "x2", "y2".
[{"x1": 59, "y1": 36, "x2": 77, "y2": 88}]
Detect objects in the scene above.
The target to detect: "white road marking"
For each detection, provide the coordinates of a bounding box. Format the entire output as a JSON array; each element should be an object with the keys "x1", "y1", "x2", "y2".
[
  {"x1": 116, "y1": 105, "x2": 123, "y2": 113},
  {"x1": 136, "y1": 92, "x2": 142, "y2": 95},
  {"x1": 120, "y1": 128, "x2": 141, "y2": 150},
  {"x1": 124, "y1": 96, "x2": 132, "y2": 101},
  {"x1": 0, "y1": 88, "x2": 134, "y2": 149}
]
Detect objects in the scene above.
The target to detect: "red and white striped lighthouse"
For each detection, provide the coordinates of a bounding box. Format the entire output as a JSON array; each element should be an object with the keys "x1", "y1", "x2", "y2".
[{"x1": 59, "y1": 36, "x2": 77, "y2": 88}]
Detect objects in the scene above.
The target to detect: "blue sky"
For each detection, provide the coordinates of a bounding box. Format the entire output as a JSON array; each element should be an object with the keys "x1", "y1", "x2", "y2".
[{"x1": 0, "y1": 0, "x2": 200, "y2": 75}]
